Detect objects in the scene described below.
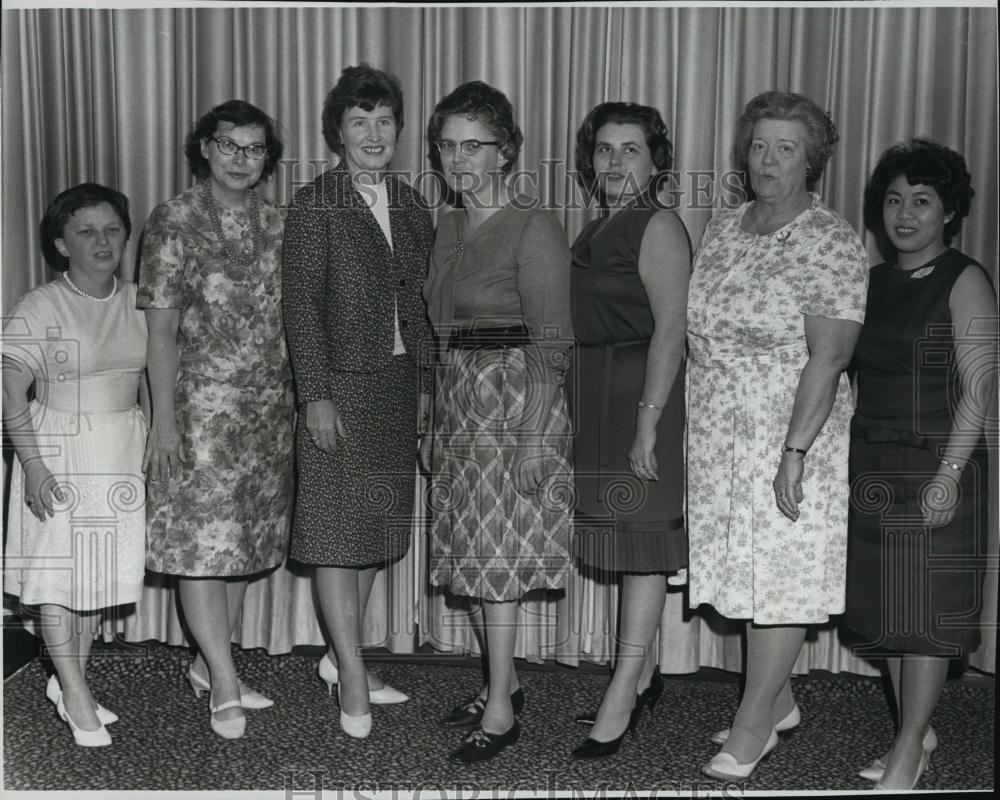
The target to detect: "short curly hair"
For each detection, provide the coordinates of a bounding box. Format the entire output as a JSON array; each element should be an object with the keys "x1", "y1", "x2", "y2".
[
  {"x1": 321, "y1": 64, "x2": 404, "y2": 157},
  {"x1": 426, "y1": 81, "x2": 524, "y2": 177},
  {"x1": 184, "y1": 99, "x2": 284, "y2": 182},
  {"x1": 735, "y1": 91, "x2": 839, "y2": 188},
  {"x1": 863, "y1": 138, "x2": 974, "y2": 246},
  {"x1": 39, "y1": 182, "x2": 131, "y2": 271},
  {"x1": 574, "y1": 102, "x2": 673, "y2": 197}
]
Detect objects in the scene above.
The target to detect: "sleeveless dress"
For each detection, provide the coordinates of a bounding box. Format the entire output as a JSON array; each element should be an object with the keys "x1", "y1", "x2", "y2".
[
  {"x1": 137, "y1": 183, "x2": 294, "y2": 577},
  {"x1": 845, "y1": 249, "x2": 992, "y2": 658},
  {"x1": 3, "y1": 280, "x2": 147, "y2": 613},
  {"x1": 569, "y1": 200, "x2": 687, "y2": 573}
]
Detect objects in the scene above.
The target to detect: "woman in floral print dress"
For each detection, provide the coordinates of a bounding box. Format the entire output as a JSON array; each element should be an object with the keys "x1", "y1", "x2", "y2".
[
  {"x1": 685, "y1": 92, "x2": 868, "y2": 781},
  {"x1": 138, "y1": 100, "x2": 294, "y2": 740}
]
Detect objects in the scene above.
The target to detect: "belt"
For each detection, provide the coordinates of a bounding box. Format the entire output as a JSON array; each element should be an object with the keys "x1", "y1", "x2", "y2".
[
  {"x1": 851, "y1": 420, "x2": 932, "y2": 449},
  {"x1": 447, "y1": 324, "x2": 531, "y2": 350}
]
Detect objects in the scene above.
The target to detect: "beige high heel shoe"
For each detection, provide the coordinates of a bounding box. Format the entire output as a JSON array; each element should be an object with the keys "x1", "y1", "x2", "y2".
[
  {"x1": 56, "y1": 693, "x2": 112, "y2": 747},
  {"x1": 337, "y1": 683, "x2": 372, "y2": 739},
  {"x1": 209, "y1": 694, "x2": 246, "y2": 740}
]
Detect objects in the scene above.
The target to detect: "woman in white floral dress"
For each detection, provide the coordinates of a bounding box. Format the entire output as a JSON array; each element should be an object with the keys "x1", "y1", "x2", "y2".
[{"x1": 686, "y1": 91, "x2": 868, "y2": 781}]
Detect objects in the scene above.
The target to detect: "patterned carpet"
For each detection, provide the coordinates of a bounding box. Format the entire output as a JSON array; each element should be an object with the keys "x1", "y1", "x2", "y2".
[{"x1": 2, "y1": 642, "x2": 994, "y2": 793}]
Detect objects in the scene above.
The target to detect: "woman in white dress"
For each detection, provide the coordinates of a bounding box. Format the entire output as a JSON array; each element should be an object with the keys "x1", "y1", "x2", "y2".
[
  {"x1": 685, "y1": 92, "x2": 868, "y2": 780},
  {"x1": 3, "y1": 183, "x2": 148, "y2": 747}
]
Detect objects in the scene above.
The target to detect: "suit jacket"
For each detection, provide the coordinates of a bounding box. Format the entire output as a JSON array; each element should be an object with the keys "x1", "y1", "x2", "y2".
[{"x1": 282, "y1": 164, "x2": 434, "y2": 402}]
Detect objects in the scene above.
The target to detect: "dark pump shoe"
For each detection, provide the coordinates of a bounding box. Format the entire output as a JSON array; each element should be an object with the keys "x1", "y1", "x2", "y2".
[
  {"x1": 449, "y1": 721, "x2": 521, "y2": 763},
  {"x1": 575, "y1": 671, "x2": 663, "y2": 726},
  {"x1": 439, "y1": 687, "x2": 525, "y2": 728},
  {"x1": 571, "y1": 703, "x2": 643, "y2": 759}
]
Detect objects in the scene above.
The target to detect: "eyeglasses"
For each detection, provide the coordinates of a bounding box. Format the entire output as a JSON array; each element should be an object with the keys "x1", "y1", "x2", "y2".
[
  {"x1": 210, "y1": 136, "x2": 268, "y2": 160},
  {"x1": 435, "y1": 139, "x2": 502, "y2": 157}
]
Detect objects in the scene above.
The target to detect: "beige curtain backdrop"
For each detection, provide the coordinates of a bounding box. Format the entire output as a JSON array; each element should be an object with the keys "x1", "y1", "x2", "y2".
[{"x1": 2, "y1": 5, "x2": 997, "y2": 676}]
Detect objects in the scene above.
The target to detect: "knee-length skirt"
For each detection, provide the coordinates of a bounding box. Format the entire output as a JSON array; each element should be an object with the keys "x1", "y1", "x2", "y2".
[
  {"x1": 428, "y1": 346, "x2": 573, "y2": 601},
  {"x1": 845, "y1": 433, "x2": 989, "y2": 658},
  {"x1": 145, "y1": 377, "x2": 294, "y2": 577},
  {"x1": 290, "y1": 355, "x2": 419, "y2": 567}
]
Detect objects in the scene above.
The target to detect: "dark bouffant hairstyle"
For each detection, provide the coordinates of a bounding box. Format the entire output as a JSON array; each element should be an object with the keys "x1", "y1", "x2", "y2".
[
  {"x1": 735, "y1": 91, "x2": 839, "y2": 188},
  {"x1": 574, "y1": 101, "x2": 673, "y2": 196},
  {"x1": 426, "y1": 81, "x2": 524, "y2": 176},
  {"x1": 39, "y1": 183, "x2": 131, "y2": 271},
  {"x1": 184, "y1": 99, "x2": 284, "y2": 182},
  {"x1": 863, "y1": 138, "x2": 974, "y2": 246},
  {"x1": 322, "y1": 64, "x2": 404, "y2": 156}
]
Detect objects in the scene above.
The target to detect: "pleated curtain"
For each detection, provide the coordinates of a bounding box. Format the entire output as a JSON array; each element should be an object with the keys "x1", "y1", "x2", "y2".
[{"x1": 2, "y1": 4, "x2": 997, "y2": 676}]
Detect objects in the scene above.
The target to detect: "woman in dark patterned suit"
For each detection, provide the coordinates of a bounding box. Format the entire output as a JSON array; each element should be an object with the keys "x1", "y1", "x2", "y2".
[{"x1": 282, "y1": 65, "x2": 434, "y2": 740}]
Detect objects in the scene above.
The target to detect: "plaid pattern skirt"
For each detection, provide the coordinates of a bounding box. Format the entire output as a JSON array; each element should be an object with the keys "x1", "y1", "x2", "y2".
[{"x1": 428, "y1": 346, "x2": 572, "y2": 601}]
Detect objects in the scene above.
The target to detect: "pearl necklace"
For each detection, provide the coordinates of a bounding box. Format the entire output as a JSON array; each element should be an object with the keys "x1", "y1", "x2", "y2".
[
  {"x1": 202, "y1": 180, "x2": 262, "y2": 280},
  {"x1": 63, "y1": 272, "x2": 117, "y2": 302}
]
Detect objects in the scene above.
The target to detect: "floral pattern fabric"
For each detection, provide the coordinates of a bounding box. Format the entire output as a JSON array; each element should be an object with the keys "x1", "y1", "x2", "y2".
[
  {"x1": 137, "y1": 184, "x2": 294, "y2": 577},
  {"x1": 685, "y1": 195, "x2": 868, "y2": 624}
]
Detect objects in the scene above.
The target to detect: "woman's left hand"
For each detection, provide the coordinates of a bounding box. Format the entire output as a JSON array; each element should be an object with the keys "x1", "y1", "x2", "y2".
[
  {"x1": 513, "y1": 433, "x2": 547, "y2": 495},
  {"x1": 773, "y1": 452, "x2": 804, "y2": 521},
  {"x1": 627, "y1": 429, "x2": 659, "y2": 482},
  {"x1": 921, "y1": 470, "x2": 961, "y2": 528}
]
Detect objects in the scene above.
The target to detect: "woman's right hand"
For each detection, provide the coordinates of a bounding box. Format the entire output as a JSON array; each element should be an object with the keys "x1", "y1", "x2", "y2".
[
  {"x1": 143, "y1": 420, "x2": 186, "y2": 483},
  {"x1": 21, "y1": 460, "x2": 63, "y2": 522},
  {"x1": 418, "y1": 432, "x2": 433, "y2": 474},
  {"x1": 306, "y1": 399, "x2": 345, "y2": 455}
]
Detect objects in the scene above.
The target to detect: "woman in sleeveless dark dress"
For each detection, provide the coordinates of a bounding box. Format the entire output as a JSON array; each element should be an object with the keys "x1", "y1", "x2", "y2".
[
  {"x1": 846, "y1": 139, "x2": 996, "y2": 790},
  {"x1": 567, "y1": 102, "x2": 690, "y2": 759}
]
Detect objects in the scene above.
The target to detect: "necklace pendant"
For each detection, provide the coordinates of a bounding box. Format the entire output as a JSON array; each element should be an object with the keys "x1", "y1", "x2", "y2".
[{"x1": 454, "y1": 241, "x2": 464, "y2": 254}]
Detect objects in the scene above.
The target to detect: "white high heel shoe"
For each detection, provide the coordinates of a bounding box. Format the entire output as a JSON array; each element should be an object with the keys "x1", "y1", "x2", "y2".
[
  {"x1": 318, "y1": 653, "x2": 408, "y2": 704},
  {"x1": 209, "y1": 694, "x2": 246, "y2": 740},
  {"x1": 187, "y1": 666, "x2": 274, "y2": 709},
  {"x1": 874, "y1": 745, "x2": 930, "y2": 791},
  {"x1": 47, "y1": 674, "x2": 118, "y2": 725},
  {"x1": 337, "y1": 684, "x2": 372, "y2": 739},
  {"x1": 711, "y1": 703, "x2": 800, "y2": 745},
  {"x1": 859, "y1": 726, "x2": 937, "y2": 781},
  {"x1": 56, "y1": 693, "x2": 112, "y2": 747},
  {"x1": 702, "y1": 727, "x2": 779, "y2": 781}
]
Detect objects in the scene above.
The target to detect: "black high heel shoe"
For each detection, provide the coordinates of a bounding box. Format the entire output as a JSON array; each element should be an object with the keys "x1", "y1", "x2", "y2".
[
  {"x1": 440, "y1": 687, "x2": 525, "y2": 728},
  {"x1": 575, "y1": 671, "x2": 664, "y2": 726},
  {"x1": 571, "y1": 701, "x2": 644, "y2": 759}
]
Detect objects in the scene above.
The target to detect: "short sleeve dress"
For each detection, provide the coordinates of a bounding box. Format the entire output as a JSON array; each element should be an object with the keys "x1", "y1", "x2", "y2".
[
  {"x1": 685, "y1": 195, "x2": 869, "y2": 624},
  {"x1": 3, "y1": 280, "x2": 147, "y2": 612},
  {"x1": 424, "y1": 204, "x2": 575, "y2": 602},
  {"x1": 569, "y1": 201, "x2": 688, "y2": 574},
  {"x1": 846, "y1": 249, "x2": 992, "y2": 657},
  {"x1": 137, "y1": 183, "x2": 294, "y2": 577}
]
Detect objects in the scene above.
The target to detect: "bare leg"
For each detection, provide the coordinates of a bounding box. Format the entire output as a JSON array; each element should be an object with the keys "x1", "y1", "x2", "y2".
[
  {"x1": 316, "y1": 566, "x2": 368, "y2": 716},
  {"x1": 178, "y1": 578, "x2": 242, "y2": 722},
  {"x1": 722, "y1": 624, "x2": 806, "y2": 763},
  {"x1": 589, "y1": 573, "x2": 666, "y2": 741},
  {"x1": 480, "y1": 598, "x2": 519, "y2": 734},
  {"x1": 40, "y1": 604, "x2": 100, "y2": 730},
  {"x1": 192, "y1": 579, "x2": 248, "y2": 681},
  {"x1": 877, "y1": 655, "x2": 948, "y2": 789}
]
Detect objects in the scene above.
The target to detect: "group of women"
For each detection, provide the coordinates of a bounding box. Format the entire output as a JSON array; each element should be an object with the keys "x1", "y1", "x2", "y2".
[{"x1": 2, "y1": 63, "x2": 994, "y2": 791}]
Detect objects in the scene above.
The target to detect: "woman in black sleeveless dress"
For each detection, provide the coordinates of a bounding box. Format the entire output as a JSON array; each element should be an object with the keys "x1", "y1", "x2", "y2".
[
  {"x1": 567, "y1": 102, "x2": 690, "y2": 759},
  {"x1": 846, "y1": 139, "x2": 996, "y2": 790}
]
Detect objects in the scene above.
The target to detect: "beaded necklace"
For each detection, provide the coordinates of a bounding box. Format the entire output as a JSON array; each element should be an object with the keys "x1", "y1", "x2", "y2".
[
  {"x1": 63, "y1": 272, "x2": 117, "y2": 302},
  {"x1": 201, "y1": 180, "x2": 262, "y2": 280}
]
